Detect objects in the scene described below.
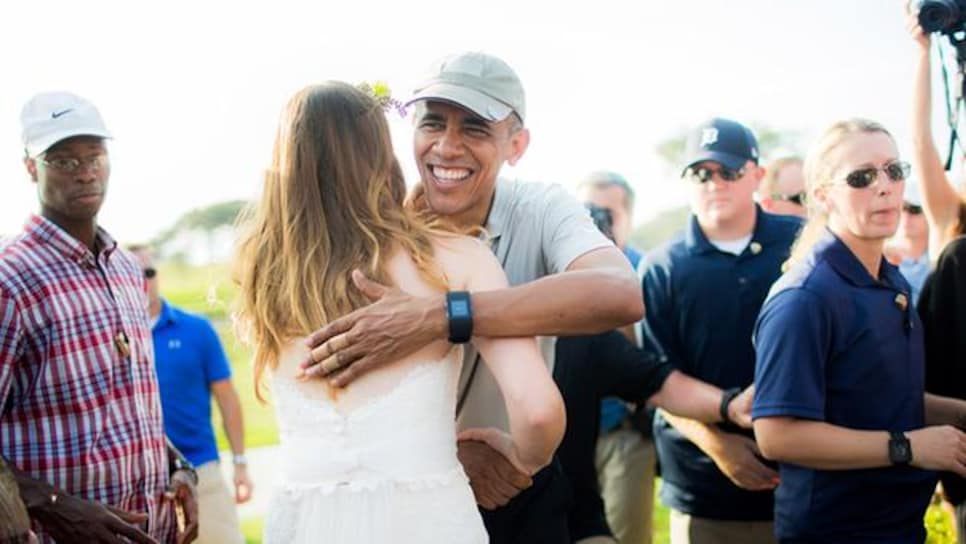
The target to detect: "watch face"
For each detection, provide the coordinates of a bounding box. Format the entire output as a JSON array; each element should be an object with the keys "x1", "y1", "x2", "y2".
[
  {"x1": 450, "y1": 299, "x2": 469, "y2": 316},
  {"x1": 891, "y1": 435, "x2": 912, "y2": 463}
]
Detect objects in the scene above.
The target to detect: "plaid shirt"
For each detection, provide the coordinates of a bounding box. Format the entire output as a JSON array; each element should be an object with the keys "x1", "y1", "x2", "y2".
[{"x1": 0, "y1": 215, "x2": 174, "y2": 543}]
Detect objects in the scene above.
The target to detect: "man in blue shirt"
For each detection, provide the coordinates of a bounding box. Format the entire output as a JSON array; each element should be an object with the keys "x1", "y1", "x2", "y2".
[
  {"x1": 641, "y1": 118, "x2": 801, "y2": 543},
  {"x1": 130, "y1": 246, "x2": 252, "y2": 544},
  {"x1": 579, "y1": 171, "x2": 653, "y2": 544}
]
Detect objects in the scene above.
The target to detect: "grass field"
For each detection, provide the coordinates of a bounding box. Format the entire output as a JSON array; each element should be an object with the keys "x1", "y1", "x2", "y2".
[{"x1": 160, "y1": 262, "x2": 954, "y2": 544}]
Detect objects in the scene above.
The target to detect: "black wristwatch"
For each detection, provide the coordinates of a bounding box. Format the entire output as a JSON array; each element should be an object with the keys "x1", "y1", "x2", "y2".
[
  {"x1": 888, "y1": 431, "x2": 912, "y2": 465},
  {"x1": 446, "y1": 291, "x2": 473, "y2": 344},
  {"x1": 719, "y1": 387, "x2": 742, "y2": 426}
]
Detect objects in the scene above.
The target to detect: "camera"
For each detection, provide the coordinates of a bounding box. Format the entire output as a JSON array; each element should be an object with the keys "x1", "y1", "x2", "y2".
[
  {"x1": 918, "y1": 0, "x2": 966, "y2": 34},
  {"x1": 585, "y1": 203, "x2": 615, "y2": 243}
]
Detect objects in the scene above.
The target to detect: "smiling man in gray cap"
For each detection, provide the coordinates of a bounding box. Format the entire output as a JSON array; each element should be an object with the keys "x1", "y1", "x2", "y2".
[{"x1": 302, "y1": 51, "x2": 644, "y2": 542}]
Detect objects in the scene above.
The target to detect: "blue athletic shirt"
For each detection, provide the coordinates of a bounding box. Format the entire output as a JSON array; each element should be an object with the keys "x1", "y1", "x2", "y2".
[{"x1": 152, "y1": 300, "x2": 232, "y2": 467}]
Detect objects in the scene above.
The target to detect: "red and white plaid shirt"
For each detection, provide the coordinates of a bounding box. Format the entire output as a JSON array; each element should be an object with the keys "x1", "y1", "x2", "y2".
[{"x1": 0, "y1": 215, "x2": 174, "y2": 543}]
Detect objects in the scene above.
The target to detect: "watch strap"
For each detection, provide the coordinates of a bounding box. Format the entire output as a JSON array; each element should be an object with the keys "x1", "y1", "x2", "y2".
[{"x1": 719, "y1": 387, "x2": 742, "y2": 426}]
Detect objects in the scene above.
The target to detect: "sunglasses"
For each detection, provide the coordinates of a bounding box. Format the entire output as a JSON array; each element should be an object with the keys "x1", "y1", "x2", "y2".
[
  {"x1": 903, "y1": 203, "x2": 923, "y2": 215},
  {"x1": 840, "y1": 161, "x2": 910, "y2": 189},
  {"x1": 683, "y1": 165, "x2": 745, "y2": 184},
  {"x1": 144, "y1": 267, "x2": 157, "y2": 279},
  {"x1": 772, "y1": 192, "x2": 806, "y2": 206}
]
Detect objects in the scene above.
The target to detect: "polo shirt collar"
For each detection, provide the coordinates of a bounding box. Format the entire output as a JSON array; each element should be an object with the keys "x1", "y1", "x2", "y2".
[
  {"x1": 157, "y1": 299, "x2": 178, "y2": 327},
  {"x1": 24, "y1": 214, "x2": 118, "y2": 266},
  {"x1": 685, "y1": 204, "x2": 776, "y2": 256},
  {"x1": 814, "y1": 228, "x2": 905, "y2": 291},
  {"x1": 482, "y1": 178, "x2": 509, "y2": 244}
]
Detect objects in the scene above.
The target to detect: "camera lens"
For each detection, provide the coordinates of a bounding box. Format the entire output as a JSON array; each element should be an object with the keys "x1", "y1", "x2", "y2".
[{"x1": 918, "y1": 0, "x2": 962, "y2": 33}]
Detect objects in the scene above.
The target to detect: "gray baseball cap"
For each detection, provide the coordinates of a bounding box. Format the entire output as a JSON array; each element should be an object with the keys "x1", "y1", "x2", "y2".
[{"x1": 406, "y1": 51, "x2": 526, "y2": 123}]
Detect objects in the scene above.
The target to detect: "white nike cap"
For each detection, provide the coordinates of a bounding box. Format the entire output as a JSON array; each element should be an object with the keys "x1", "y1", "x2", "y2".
[{"x1": 20, "y1": 91, "x2": 112, "y2": 157}]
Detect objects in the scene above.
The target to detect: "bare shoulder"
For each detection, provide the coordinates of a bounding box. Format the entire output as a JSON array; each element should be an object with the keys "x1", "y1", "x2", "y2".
[{"x1": 431, "y1": 234, "x2": 507, "y2": 292}]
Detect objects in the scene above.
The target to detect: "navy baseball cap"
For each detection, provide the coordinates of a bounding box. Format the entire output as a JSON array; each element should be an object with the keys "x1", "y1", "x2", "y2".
[{"x1": 682, "y1": 118, "x2": 759, "y2": 174}]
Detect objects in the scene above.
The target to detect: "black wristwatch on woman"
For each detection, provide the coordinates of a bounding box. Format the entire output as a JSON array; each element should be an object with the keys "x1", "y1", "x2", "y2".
[{"x1": 888, "y1": 431, "x2": 912, "y2": 465}]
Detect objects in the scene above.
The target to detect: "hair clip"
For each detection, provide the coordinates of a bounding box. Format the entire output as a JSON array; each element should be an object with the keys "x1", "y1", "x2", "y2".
[{"x1": 356, "y1": 81, "x2": 408, "y2": 118}]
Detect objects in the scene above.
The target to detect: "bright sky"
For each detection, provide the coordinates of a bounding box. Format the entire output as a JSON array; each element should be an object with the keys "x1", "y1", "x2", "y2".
[{"x1": 0, "y1": 0, "x2": 951, "y2": 241}]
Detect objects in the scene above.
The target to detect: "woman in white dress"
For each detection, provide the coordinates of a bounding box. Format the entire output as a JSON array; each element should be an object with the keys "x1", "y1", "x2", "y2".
[{"x1": 233, "y1": 81, "x2": 565, "y2": 543}]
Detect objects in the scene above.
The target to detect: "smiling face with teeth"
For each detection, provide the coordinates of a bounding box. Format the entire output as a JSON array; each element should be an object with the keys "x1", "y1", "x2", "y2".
[{"x1": 413, "y1": 101, "x2": 529, "y2": 228}]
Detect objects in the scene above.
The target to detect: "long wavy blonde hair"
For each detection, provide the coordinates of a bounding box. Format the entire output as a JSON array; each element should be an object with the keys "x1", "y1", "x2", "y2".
[
  {"x1": 785, "y1": 118, "x2": 895, "y2": 270},
  {"x1": 234, "y1": 82, "x2": 447, "y2": 400}
]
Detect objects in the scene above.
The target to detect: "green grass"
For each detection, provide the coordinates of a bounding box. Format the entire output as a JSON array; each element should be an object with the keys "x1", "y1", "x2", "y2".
[{"x1": 242, "y1": 517, "x2": 264, "y2": 544}]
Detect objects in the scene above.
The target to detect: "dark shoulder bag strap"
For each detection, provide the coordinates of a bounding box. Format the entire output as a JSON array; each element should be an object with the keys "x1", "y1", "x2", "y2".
[{"x1": 455, "y1": 354, "x2": 482, "y2": 418}]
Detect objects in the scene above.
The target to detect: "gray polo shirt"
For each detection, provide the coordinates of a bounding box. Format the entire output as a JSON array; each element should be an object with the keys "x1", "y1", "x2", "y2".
[{"x1": 456, "y1": 177, "x2": 612, "y2": 431}]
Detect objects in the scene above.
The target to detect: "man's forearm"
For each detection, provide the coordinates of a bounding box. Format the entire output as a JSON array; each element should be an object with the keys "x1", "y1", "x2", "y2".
[
  {"x1": 3, "y1": 455, "x2": 56, "y2": 511},
  {"x1": 0, "y1": 456, "x2": 34, "y2": 538},
  {"x1": 648, "y1": 371, "x2": 723, "y2": 423},
  {"x1": 472, "y1": 268, "x2": 643, "y2": 337},
  {"x1": 924, "y1": 393, "x2": 966, "y2": 427},
  {"x1": 217, "y1": 389, "x2": 246, "y2": 456},
  {"x1": 659, "y1": 409, "x2": 726, "y2": 457},
  {"x1": 911, "y1": 47, "x2": 933, "y2": 147}
]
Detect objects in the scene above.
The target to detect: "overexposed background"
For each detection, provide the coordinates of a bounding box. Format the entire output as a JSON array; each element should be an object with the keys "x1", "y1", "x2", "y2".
[{"x1": 0, "y1": 0, "x2": 952, "y2": 241}]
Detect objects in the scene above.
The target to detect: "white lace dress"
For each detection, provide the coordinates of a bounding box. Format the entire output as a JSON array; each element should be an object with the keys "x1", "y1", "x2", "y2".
[{"x1": 263, "y1": 343, "x2": 487, "y2": 544}]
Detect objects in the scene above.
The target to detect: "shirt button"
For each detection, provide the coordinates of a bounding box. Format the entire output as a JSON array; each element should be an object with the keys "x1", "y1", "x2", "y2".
[{"x1": 738, "y1": 277, "x2": 748, "y2": 285}]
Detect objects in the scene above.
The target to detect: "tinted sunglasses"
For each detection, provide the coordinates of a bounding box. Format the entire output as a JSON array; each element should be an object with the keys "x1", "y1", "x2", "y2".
[
  {"x1": 841, "y1": 161, "x2": 910, "y2": 189},
  {"x1": 773, "y1": 192, "x2": 806, "y2": 206},
  {"x1": 144, "y1": 267, "x2": 157, "y2": 279},
  {"x1": 683, "y1": 165, "x2": 745, "y2": 184},
  {"x1": 903, "y1": 203, "x2": 923, "y2": 215}
]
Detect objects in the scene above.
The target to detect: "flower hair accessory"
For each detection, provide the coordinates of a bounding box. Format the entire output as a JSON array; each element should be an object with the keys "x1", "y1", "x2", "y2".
[{"x1": 357, "y1": 81, "x2": 408, "y2": 118}]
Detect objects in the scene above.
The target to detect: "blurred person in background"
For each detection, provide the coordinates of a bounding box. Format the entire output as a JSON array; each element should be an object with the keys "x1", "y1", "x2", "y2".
[
  {"x1": 129, "y1": 245, "x2": 251, "y2": 544},
  {"x1": 578, "y1": 172, "x2": 655, "y2": 544},
  {"x1": 885, "y1": 183, "x2": 930, "y2": 304},
  {"x1": 908, "y1": 8, "x2": 966, "y2": 257},
  {"x1": 757, "y1": 157, "x2": 807, "y2": 218}
]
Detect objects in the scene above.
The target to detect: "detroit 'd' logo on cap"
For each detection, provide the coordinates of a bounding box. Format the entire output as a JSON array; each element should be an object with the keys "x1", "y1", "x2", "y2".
[{"x1": 700, "y1": 127, "x2": 719, "y2": 148}]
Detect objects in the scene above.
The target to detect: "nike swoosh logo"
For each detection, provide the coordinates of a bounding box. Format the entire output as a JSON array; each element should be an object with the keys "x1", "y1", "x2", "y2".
[{"x1": 51, "y1": 109, "x2": 73, "y2": 119}]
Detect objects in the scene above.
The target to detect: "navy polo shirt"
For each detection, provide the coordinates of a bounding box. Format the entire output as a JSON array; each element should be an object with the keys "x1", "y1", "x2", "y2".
[
  {"x1": 152, "y1": 300, "x2": 232, "y2": 467},
  {"x1": 642, "y1": 207, "x2": 800, "y2": 520},
  {"x1": 753, "y1": 230, "x2": 936, "y2": 542}
]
